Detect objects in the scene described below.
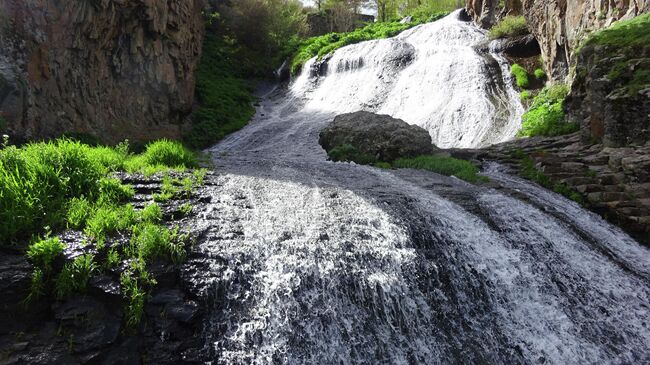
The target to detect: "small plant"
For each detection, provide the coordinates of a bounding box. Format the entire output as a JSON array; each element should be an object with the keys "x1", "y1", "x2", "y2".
[
  {"x1": 84, "y1": 204, "x2": 136, "y2": 244},
  {"x1": 193, "y1": 168, "x2": 207, "y2": 186},
  {"x1": 488, "y1": 16, "x2": 528, "y2": 39},
  {"x1": 27, "y1": 237, "x2": 65, "y2": 271},
  {"x1": 120, "y1": 271, "x2": 146, "y2": 329},
  {"x1": 518, "y1": 84, "x2": 579, "y2": 137},
  {"x1": 179, "y1": 203, "x2": 194, "y2": 217},
  {"x1": 25, "y1": 268, "x2": 45, "y2": 304},
  {"x1": 534, "y1": 68, "x2": 546, "y2": 80},
  {"x1": 393, "y1": 155, "x2": 488, "y2": 183},
  {"x1": 105, "y1": 248, "x2": 121, "y2": 270},
  {"x1": 97, "y1": 178, "x2": 135, "y2": 205},
  {"x1": 141, "y1": 140, "x2": 197, "y2": 169},
  {"x1": 66, "y1": 197, "x2": 93, "y2": 229},
  {"x1": 511, "y1": 64, "x2": 530, "y2": 89},
  {"x1": 129, "y1": 223, "x2": 186, "y2": 264},
  {"x1": 139, "y1": 203, "x2": 163, "y2": 223},
  {"x1": 520, "y1": 90, "x2": 532, "y2": 101},
  {"x1": 54, "y1": 254, "x2": 97, "y2": 299},
  {"x1": 373, "y1": 162, "x2": 392, "y2": 170}
]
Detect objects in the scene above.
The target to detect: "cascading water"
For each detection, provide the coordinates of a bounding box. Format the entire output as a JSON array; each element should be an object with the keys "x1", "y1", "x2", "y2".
[
  {"x1": 290, "y1": 10, "x2": 524, "y2": 148},
  {"x1": 193, "y1": 10, "x2": 650, "y2": 364}
]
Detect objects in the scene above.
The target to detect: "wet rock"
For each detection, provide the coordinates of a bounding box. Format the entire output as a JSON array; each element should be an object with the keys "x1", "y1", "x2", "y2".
[
  {"x1": 490, "y1": 35, "x2": 540, "y2": 58},
  {"x1": 320, "y1": 111, "x2": 436, "y2": 162}
]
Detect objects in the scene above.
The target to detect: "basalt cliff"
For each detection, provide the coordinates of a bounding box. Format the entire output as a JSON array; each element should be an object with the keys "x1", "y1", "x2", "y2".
[{"x1": 0, "y1": 0, "x2": 205, "y2": 144}]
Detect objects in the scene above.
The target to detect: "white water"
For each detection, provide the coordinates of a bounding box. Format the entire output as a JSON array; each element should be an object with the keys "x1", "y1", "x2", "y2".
[
  {"x1": 290, "y1": 10, "x2": 524, "y2": 148},
  {"x1": 194, "y1": 11, "x2": 650, "y2": 364}
]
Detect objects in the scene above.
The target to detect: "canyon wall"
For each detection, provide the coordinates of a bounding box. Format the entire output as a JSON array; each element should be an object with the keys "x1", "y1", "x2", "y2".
[
  {"x1": 0, "y1": 0, "x2": 205, "y2": 144},
  {"x1": 467, "y1": 0, "x2": 649, "y2": 81}
]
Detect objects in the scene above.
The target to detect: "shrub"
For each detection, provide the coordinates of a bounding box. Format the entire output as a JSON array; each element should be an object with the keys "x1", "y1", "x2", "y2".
[
  {"x1": 54, "y1": 254, "x2": 97, "y2": 299},
  {"x1": 327, "y1": 144, "x2": 376, "y2": 165},
  {"x1": 393, "y1": 155, "x2": 488, "y2": 183},
  {"x1": 511, "y1": 64, "x2": 530, "y2": 89},
  {"x1": 534, "y1": 68, "x2": 546, "y2": 80},
  {"x1": 488, "y1": 16, "x2": 528, "y2": 39},
  {"x1": 518, "y1": 84, "x2": 579, "y2": 137},
  {"x1": 27, "y1": 237, "x2": 65, "y2": 271}
]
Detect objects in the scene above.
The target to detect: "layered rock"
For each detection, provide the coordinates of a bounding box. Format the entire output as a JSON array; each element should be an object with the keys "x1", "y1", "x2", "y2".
[
  {"x1": 0, "y1": 0, "x2": 205, "y2": 144},
  {"x1": 320, "y1": 111, "x2": 435, "y2": 162},
  {"x1": 467, "y1": 0, "x2": 649, "y2": 81}
]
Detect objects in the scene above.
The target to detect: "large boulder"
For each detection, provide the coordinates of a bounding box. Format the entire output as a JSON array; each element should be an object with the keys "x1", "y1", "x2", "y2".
[{"x1": 319, "y1": 111, "x2": 435, "y2": 162}]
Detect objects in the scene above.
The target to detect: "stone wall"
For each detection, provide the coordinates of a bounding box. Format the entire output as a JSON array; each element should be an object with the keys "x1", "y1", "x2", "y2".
[{"x1": 0, "y1": 0, "x2": 205, "y2": 144}]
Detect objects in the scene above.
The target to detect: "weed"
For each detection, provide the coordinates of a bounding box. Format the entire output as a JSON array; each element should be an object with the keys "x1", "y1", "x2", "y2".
[
  {"x1": 54, "y1": 254, "x2": 97, "y2": 299},
  {"x1": 120, "y1": 271, "x2": 146, "y2": 329},
  {"x1": 27, "y1": 237, "x2": 65, "y2": 271},
  {"x1": 84, "y1": 204, "x2": 136, "y2": 243},
  {"x1": 66, "y1": 197, "x2": 93, "y2": 229},
  {"x1": 179, "y1": 203, "x2": 194, "y2": 217},
  {"x1": 139, "y1": 203, "x2": 163, "y2": 223}
]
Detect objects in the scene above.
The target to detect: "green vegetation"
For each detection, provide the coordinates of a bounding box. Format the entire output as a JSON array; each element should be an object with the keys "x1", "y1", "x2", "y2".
[
  {"x1": 327, "y1": 144, "x2": 376, "y2": 165},
  {"x1": 512, "y1": 150, "x2": 584, "y2": 204},
  {"x1": 393, "y1": 155, "x2": 488, "y2": 183},
  {"x1": 520, "y1": 90, "x2": 532, "y2": 101},
  {"x1": 27, "y1": 237, "x2": 65, "y2": 272},
  {"x1": 511, "y1": 64, "x2": 530, "y2": 89},
  {"x1": 518, "y1": 84, "x2": 579, "y2": 137},
  {"x1": 2, "y1": 137, "x2": 202, "y2": 327},
  {"x1": 534, "y1": 68, "x2": 546, "y2": 80},
  {"x1": 579, "y1": 14, "x2": 650, "y2": 97},
  {"x1": 290, "y1": 11, "x2": 448, "y2": 74},
  {"x1": 488, "y1": 16, "x2": 528, "y2": 39}
]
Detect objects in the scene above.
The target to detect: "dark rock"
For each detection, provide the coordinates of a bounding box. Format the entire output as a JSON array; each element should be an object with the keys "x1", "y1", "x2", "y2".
[
  {"x1": 491, "y1": 35, "x2": 541, "y2": 58},
  {"x1": 53, "y1": 296, "x2": 121, "y2": 354},
  {"x1": 319, "y1": 111, "x2": 436, "y2": 162}
]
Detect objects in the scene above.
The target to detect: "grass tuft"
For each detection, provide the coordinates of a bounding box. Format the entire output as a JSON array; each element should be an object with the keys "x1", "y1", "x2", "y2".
[
  {"x1": 488, "y1": 16, "x2": 528, "y2": 39},
  {"x1": 27, "y1": 237, "x2": 65, "y2": 272},
  {"x1": 55, "y1": 254, "x2": 97, "y2": 299}
]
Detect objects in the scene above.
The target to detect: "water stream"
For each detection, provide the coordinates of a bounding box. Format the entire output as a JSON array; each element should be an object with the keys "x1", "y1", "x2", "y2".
[{"x1": 194, "y1": 11, "x2": 650, "y2": 364}]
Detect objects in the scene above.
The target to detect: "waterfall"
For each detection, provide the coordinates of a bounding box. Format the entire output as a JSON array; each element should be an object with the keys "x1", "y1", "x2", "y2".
[
  {"x1": 290, "y1": 10, "x2": 524, "y2": 148},
  {"x1": 200, "y1": 10, "x2": 650, "y2": 365}
]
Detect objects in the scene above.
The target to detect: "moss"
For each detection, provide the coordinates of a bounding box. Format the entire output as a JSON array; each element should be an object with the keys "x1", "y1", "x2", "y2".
[
  {"x1": 583, "y1": 13, "x2": 650, "y2": 49},
  {"x1": 534, "y1": 68, "x2": 546, "y2": 80},
  {"x1": 488, "y1": 16, "x2": 528, "y2": 39},
  {"x1": 511, "y1": 64, "x2": 530, "y2": 89},
  {"x1": 520, "y1": 90, "x2": 532, "y2": 101}
]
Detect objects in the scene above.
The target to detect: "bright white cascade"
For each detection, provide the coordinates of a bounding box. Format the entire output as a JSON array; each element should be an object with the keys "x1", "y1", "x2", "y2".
[{"x1": 290, "y1": 10, "x2": 524, "y2": 148}]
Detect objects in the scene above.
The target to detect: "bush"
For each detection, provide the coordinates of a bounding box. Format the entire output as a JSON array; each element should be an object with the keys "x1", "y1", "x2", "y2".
[
  {"x1": 534, "y1": 68, "x2": 546, "y2": 80},
  {"x1": 518, "y1": 84, "x2": 579, "y2": 137},
  {"x1": 511, "y1": 64, "x2": 530, "y2": 89},
  {"x1": 27, "y1": 237, "x2": 65, "y2": 271},
  {"x1": 393, "y1": 155, "x2": 488, "y2": 183},
  {"x1": 488, "y1": 16, "x2": 528, "y2": 39}
]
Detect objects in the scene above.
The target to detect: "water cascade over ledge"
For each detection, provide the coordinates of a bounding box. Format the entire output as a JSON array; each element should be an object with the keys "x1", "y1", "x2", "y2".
[
  {"x1": 196, "y1": 10, "x2": 650, "y2": 364},
  {"x1": 290, "y1": 10, "x2": 524, "y2": 148}
]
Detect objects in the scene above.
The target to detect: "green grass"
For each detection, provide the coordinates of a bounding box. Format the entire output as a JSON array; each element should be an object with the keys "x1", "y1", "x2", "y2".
[
  {"x1": 393, "y1": 155, "x2": 488, "y2": 183},
  {"x1": 139, "y1": 203, "x2": 163, "y2": 224},
  {"x1": 129, "y1": 223, "x2": 186, "y2": 264},
  {"x1": 290, "y1": 12, "x2": 448, "y2": 74},
  {"x1": 582, "y1": 13, "x2": 650, "y2": 49},
  {"x1": 27, "y1": 237, "x2": 65, "y2": 272},
  {"x1": 185, "y1": 33, "x2": 256, "y2": 149},
  {"x1": 511, "y1": 64, "x2": 530, "y2": 89},
  {"x1": 518, "y1": 84, "x2": 579, "y2": 137},
  {"x1": 55, "y1": 254, "x2": 97, "y2": 299},
  {"x1": 84, "y1": 204, "x2": 137, "y2": 245},
  {"x1": 0, "y1": 138, "x2": 196, "y2": 246},
  {"x1": 488, "y1": 16, "x2": 528, "y2": 39},
  {"x1": 120, "y1": 271, "x2": 147, "y2": 329}
]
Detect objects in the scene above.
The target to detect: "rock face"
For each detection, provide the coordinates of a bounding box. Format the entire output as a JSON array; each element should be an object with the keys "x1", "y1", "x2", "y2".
[
  {"x1": 319, "y1": 111, "x2": 435, "y2": 162},
  {"x1": 567, "y1": 34, "x2": 650, "y2": 146},
  {"x1": 467, "y1": 0, "x2": 649, "y2": 81},
  {"x1": 0, "y1": 0, "x2": 205, "y2": 144}
]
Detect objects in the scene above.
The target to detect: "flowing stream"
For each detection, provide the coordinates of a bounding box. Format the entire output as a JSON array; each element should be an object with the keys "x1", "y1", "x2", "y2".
[{"x1": 194, "y1": 11, "x2": 650, "y2": 364}]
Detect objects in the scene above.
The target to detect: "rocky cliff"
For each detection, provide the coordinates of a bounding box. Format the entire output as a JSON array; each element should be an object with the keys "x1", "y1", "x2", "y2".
[
  {"x1": 467, "y1": 0, "x2": 649, "y2": 81},
  {"x1": 0, "y1": 0, "x2": 205, "y2": 144}
]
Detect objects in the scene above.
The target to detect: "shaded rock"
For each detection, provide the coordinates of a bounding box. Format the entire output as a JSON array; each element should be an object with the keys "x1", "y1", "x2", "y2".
[
  {"x1": 319, "y1": 111, "x2": 435, "y2": 162},
  {"x1": 490, "y1": 34, "x2": 540, "y2": 58}
]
